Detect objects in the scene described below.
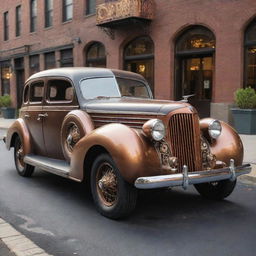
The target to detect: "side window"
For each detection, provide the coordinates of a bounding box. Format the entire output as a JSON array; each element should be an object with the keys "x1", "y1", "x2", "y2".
[
  {"x1": 23, "y1": 85, "x2": 29, "y2": 104},
  {"x1": 30, "y1": 81, "x2": 44, "y2": 102},
  {"x1": 47, "y1": 79, "x2": 73, "y2": 102}
]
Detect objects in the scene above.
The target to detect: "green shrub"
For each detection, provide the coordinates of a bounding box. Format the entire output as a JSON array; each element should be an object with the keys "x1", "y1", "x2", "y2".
[
  {"x1": 235, "y1": 87, "x2": 256, "y2": 109},
  {"x1": 0, "y1": 95, "x2": 12, "y2": 108}
]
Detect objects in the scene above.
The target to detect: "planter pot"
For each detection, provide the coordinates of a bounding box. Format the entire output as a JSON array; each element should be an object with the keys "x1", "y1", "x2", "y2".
[
  {"x1": 1, "y1": 107, "x2": 16, "y2": 119},
  {"x1": 231, "y1": 108, "x2": 256, "y2": 134}
]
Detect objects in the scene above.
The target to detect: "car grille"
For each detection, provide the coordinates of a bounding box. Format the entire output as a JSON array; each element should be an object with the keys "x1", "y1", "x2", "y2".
[{"x1": 169, "y1": 113, "x2": 202, "y2": 172}]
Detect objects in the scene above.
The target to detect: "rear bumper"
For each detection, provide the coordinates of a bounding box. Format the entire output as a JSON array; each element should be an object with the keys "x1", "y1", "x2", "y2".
[{"x1": 134, "y1": 159, "x2": 251, "y2": 189}]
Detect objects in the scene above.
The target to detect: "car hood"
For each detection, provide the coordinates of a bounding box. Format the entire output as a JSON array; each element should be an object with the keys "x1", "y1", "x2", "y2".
[{"x1": 81, "y1": 97, "x2": 189, "y2": 115}]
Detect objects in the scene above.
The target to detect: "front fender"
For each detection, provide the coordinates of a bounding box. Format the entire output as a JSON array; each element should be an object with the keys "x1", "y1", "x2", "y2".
[
  {"x1": 5, "y1": 118, "x2": 32, "y2": 156},
  {"x1": 200, "y1": 118, "x2": 243, "y2": 166},
  {"x1": 70, "y1": 123, "x2": 161, "y2": 183}
]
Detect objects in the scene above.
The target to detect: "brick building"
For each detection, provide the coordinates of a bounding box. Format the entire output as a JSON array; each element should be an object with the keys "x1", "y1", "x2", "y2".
[{"x1": 0, "y1": 0, "x2": 256, "y2": 122}]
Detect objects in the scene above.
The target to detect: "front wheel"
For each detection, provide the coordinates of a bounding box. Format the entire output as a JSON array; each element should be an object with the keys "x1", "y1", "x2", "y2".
[
  {"x1": 194, "y1": 179, "x2": 237, "y2": 200},
  {"x1": 90, "y1": 154, "x2": 137, "y2": 219},
  {"x1": 14, "y1": 136, "x2": 34, "y2": 177}
]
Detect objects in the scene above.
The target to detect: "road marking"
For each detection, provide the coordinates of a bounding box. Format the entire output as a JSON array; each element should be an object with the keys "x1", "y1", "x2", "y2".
[{"x1": 0, "y1": 218, "x2": 53, "y2": 256}]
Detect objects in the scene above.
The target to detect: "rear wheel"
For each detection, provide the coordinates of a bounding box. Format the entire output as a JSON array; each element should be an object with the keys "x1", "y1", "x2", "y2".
[
  {"x1": 91, "y1": 154, "x2": 137, "y2": 219},
  {"x1": 194, "y1": 179, "x2": 237, "y2": 200},
  {"x1": 14, "y1": 136, "x2": 34, "y2": 177}
]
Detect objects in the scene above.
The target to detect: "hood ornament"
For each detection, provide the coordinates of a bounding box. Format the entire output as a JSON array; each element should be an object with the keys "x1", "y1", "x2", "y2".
[{"x1": 181, "y1": 94, "x2": 195, "y2": 103}]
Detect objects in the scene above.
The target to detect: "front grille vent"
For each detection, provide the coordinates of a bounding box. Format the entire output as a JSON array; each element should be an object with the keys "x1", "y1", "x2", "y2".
[
  {"x1": 169, "y1": 113, "x2": 202, "y2": 172},
  {"x1": 90, "y1": 114, "x2": 156, "y2": 129}
]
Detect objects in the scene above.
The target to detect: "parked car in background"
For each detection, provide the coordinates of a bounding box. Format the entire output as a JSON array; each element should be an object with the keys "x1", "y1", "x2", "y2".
[{"x1": 4, "y1": 68, "x2": 251, "y2": 219}]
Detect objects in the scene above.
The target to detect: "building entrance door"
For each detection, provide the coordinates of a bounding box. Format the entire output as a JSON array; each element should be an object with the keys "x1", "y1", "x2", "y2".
[{"x1": 178, "y1": 56, "x2": 213, "y2": 118}]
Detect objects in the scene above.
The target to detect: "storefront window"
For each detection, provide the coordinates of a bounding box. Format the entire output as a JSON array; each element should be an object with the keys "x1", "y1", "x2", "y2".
[
  {"x1": 86, "y1": 42, "x2": 106, "y2": 67},
  {"x1": 1, "y1": 62, "x2": 11, "y2": 96},
  {"x1": 124, "y1": 37, "x2": 154, "y2": 94},
  {"x1": 29, "y1": 55, "x2": 39, "y2": 75},
  {"x1": 245, "y1": 19, "x2": 256, "y2": 89},
  {"x1": 175, "y1": 26, "x2": 215, "y2": 118},
  {"x1": 60, "y1": 48, "x2": 73, "y2": 67}
]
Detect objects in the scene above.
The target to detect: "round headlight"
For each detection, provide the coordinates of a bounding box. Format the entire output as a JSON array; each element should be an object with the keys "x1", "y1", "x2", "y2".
[
  {"x1": 208, "y1": 120, "x2": 222, "y2": 139},
  {"x1": 142, "y1": 119, "x2": 165, "y2": 141}
]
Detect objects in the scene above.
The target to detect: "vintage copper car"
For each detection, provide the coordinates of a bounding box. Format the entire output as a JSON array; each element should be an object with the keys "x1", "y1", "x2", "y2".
[{"x1": 5, "y1": 67, "x2": 251, "y2": 219}]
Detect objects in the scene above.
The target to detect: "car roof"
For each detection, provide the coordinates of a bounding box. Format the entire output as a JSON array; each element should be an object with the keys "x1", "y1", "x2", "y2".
[{"x1": 26, "y1": 67, "x2": 145, "y2": 84}]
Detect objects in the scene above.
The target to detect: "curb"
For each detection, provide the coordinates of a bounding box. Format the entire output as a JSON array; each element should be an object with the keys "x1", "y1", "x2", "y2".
[
  {"x1": 0, "y1": 218, "x2": 53, "y2": 256},
  {"x1": 238, "y1": 164, "x2": 256, "y2": 185}
]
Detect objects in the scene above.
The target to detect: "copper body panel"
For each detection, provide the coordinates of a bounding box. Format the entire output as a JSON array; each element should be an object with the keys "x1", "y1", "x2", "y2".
[
  {"x1": 71, "y1": 123, "x2": 161, "y2": 183},
  {"x1": 200, "y1": 118, "x2": 244, "y2": 166},
  {"x1": 6, "y1": 118, "x2": 32, "y2": 156}
]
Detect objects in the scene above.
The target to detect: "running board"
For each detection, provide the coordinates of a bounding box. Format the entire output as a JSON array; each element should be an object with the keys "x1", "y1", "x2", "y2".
[{"x1": 24, "y1": 155, "x2": 70, "y2": 178}]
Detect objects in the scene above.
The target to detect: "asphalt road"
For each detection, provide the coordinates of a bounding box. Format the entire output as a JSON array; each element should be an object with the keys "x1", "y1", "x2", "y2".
[{"x1": 0, "y1": 129, "x2": 256, "y2": 256}]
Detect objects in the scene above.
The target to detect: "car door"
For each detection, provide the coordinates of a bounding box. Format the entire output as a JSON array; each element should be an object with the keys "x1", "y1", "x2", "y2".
[
  {"x1": 24, "y1": 80, "x2": 46, "y2": 156},
  {"x1": 42, "y1": 77, "x2": 79, "y2": 160}
]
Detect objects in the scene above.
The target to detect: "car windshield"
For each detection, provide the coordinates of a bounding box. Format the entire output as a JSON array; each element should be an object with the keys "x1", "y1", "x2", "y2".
[{"x1": 80, "y1": 77, "x2": 151, "y2": 100}]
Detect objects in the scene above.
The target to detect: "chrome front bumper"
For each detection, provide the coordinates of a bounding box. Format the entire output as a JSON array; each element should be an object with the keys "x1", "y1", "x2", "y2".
[{"x1": 135, "y1": 159, "x2": 252, "y2": 190}]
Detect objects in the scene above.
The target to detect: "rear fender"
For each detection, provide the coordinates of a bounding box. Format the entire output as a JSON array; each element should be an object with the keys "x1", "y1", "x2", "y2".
[
  {"x1": 200, "y1": 118, "x2": 243, "y2": 166},
  {"x1": 5, "y1": 118, "x2": 32, "y2": 156},
  {"x1": 70, "y1": 123, "x2": 161, "y2": 183}
]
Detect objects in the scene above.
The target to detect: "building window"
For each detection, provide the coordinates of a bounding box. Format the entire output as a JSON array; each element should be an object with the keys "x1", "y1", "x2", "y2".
[
  {"x1": 1, "y1": 61, "x2": 11, "y2": 96},
  {"x1": 45, "y1": 0, "x2": 53, "y2": 28},
  {"x1": 245, "y1": 19, "x2": 256, "y2": 90},
  {"x1": 60, "y1": 49, "x2": 73, "y2": 67},
  {"x1": 29, "y1": 55, "x2": 40, "y2": 75},
  {"x1": 3, "y1": 12, "x2": 9, "y2": 41},
  {"x1": 16, "y1": 6, "x2": 22, "y2": 37},
  {"x1": 45, "y1": 52, "x2": 55, "y2": 69},
  {"x1": 86, "y1": 0, "x2": 95, "y2": 15},
  {"x1": 86, "y1": 42, "x2": 106, "y2": 67},
  {"x1": 124, "y1": 36, "x2": 154, "y2": 94},
  {"x1": 30, "y1": 0, "x2": 37, "y2": 32},
  {"x1": 63, "y1": 0, "x2": 73, "y2": 22}
]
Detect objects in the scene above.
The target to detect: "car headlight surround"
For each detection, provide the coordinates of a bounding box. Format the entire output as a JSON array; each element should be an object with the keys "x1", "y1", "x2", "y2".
[
  {"x1": 142, "y1": 119, "x2": 166, "y2": 141},
  {"x1": 208, "y1": 120, "x2": 222, "y2": 139}
]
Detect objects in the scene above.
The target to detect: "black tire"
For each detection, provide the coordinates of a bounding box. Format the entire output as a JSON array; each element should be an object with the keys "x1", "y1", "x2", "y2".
[
  {"x1": 90, "y1": 153, "x2": 137, "y2": 219},
  {"x1": 14, "y1": 136, "x2": 34, "y2": 177},
  {"x1": 194, "y1": 179, "x2": 237, "y2": 200}
]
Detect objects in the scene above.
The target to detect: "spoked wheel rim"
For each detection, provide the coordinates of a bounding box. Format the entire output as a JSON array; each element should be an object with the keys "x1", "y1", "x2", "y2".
[
  {"x1": 15, "y1": 138, "x2": 25, "y2": 171},
  {"x1": 96, "y1": 162, "x2": 118, "y2": 207}
]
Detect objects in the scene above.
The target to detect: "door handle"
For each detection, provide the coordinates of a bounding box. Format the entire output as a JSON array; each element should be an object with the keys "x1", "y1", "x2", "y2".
[{"x1": 37, "y1": 113, "x2": 48, "y2": 121}]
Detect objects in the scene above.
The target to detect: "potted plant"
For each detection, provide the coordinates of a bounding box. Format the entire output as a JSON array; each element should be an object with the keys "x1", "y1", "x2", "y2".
[
  {"x1": 231, "y1": 87, "x2": 256, "y2": 134},
  {"x1": 0, "y1": 95, "x2": 16, "y2": 119}
]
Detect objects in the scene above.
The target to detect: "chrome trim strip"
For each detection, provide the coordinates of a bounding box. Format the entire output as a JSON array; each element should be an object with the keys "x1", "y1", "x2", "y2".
[
  {"x1": 135, "y1": 161, "x2": 251, "y2": 189},
  {"x1": 87, "y1": 110, "x2": 166, "y2": 115},
  {"x1": 90, "y1": 115, "x2": 152, "y2": 120},
  {"x1": 24, "y1": 155, "x2": 70, "y2": 178}
]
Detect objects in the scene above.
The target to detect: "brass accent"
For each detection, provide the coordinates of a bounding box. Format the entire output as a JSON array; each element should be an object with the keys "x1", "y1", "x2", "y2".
[
  {"x1": 96, "y1": 162, "x2": 118, "y2": 206},
  {"x1": 66, "y1": 123, "x2": 81, "y2": 152},
  {"x1": 96, "y1": 0, "x2": 154, "y2": 26},
  {"x1": 201, "y1": 136, "x2": 216, "y2": 169}
]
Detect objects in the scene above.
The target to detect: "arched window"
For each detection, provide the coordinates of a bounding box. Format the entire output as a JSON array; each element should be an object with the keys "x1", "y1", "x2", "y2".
[
  {"x1": 244, "y1": 19, "x2": 256, "y2": 89},
  {"x1": 175, "y1": 26, "x2": 215, "y2": 118},
  {"x1": 86, "y1": 42, "x2": 106, "y2": 67},
  {"x1": 124, "y1": 36, "x2": 154, "y2": 94}
]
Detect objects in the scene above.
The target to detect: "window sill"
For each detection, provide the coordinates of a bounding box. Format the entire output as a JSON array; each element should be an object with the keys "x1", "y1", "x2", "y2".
[{"x1": 62, "y1": 19, "x2": 73, "y2": 25}]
